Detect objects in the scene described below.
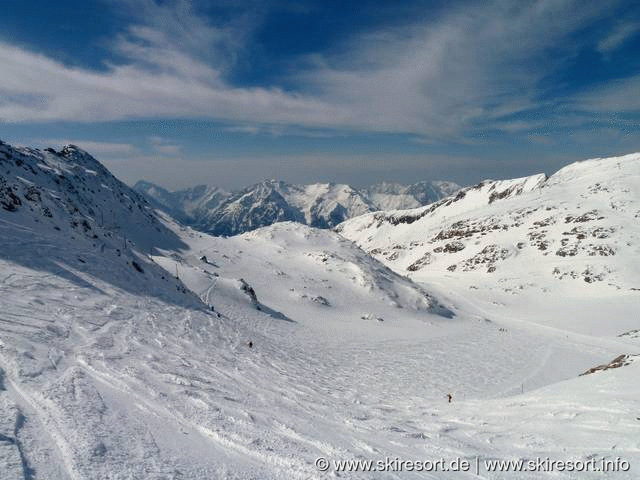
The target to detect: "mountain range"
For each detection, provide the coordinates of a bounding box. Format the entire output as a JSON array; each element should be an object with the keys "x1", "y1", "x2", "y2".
[{"x1": 134, "y1": 178, "x2": 461, "y2": 236}]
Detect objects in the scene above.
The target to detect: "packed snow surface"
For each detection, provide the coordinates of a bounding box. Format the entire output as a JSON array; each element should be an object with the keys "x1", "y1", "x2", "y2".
[{"x1": 1, "y1": 143, "x2": 639, "y2": 478}]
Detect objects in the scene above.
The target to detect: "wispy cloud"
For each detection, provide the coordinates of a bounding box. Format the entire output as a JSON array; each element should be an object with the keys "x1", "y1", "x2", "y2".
[
  {"x1": 149, "y1": 136, "x2": 182, "y2": 155},
  {"x1": 223, "y1": 123, "x2": 340, "y2": 138},
  {"x1": 575, "y1": 74, "x2": 640, "y2": 112},
  {"x1": 300, "y1": 0, "x2": 622, "y2": 137},
  {"x1": 109, "y1": 0, "x2": 257, "y2": 71},
  {"x1": 597, "y1": 21, "x2": 640, "y2": 54},
  {"x1": 0, "y1": 0, "x2": 347, "y2": 126},
  {"x1": 0, "y1": 39, "x2": 346, "y2": 125},
  {"x1": 0, "y1": 0, "x2": 636, "y2": 143}
]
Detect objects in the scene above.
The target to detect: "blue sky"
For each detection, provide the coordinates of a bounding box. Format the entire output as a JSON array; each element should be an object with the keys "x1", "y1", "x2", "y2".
[{"x1": 1, "y1": 0, "x2": 639, "y2": 189}]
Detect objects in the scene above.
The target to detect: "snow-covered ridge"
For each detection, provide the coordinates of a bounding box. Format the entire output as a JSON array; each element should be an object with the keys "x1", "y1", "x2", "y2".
[
  {"x1": 338, "y1": 153, "x2": 640, "y2": 334},
  {"x1": 0, "y1": 140, "x2": 201, "y2": 307},
  {"x1": 337, "y1": 173, "x2": 546, "y2": 234},
  {"x1": 134, "y1": 178, "x2": 461, "y2": 236},
  {"x1": 546, "y1": 152, "x2": 640, "y2": 186},
  {"x1": 0, "y1": 141, "x2": 187, "y2": 253}
]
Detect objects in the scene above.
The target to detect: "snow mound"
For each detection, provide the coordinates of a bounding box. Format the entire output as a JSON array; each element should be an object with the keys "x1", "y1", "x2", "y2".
[{"x1": 156, "y1": 221, "x2": 454, "y2": 336}]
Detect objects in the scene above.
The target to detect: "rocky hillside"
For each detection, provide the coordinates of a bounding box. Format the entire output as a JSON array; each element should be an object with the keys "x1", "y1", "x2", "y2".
[
  {"x1": 337, "y1": 154, "x2": 640, "y2": 296},
  {"x1": 0, "y1": 140, "x2": 198, "y2": 306}
]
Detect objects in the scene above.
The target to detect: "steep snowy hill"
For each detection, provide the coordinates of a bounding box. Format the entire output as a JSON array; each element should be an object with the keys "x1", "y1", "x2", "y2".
[
  {"x1": 337, "y1": 153, "x2": 640, "y2": 334},
  {"x1": 0, "y1": 142, "x2": 186, "y2": 254},
  {"x1": 134, "y1": 178, "x2": 461, "y2": 236},
  {"x1": 0, "y1": 141, "x2": 199, "y2": 305},
  {"x1": 155, "y1": 222, "x2": 454, "y2": 331}
]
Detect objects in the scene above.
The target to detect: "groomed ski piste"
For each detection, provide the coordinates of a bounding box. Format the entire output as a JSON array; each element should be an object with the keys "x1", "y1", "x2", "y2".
[{"x1": 0, "y1": 142, "x2": 639, "y2": 478}]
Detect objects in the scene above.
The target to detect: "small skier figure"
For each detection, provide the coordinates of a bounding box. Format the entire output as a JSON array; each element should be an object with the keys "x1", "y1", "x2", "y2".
[
  {"x1": 447, "y1": 393, "x2": 453, "y2": 403},
  {"x1": 248, "y1": 341, "x2": 253, "y2": 349}
]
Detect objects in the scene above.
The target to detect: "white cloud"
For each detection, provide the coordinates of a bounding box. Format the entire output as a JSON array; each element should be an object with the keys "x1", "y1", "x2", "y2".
[
  {"x1": 0, "y1": 40, "x2": 349, "y2": 125},
  {"x1": 299, "y1": 0, "x2": 620, "y2": 137},
  {"x1": 149, "y1": 136, "x2": 182, "y2": 155},
  {"x1": 0, "y1": 0, "x2": 349, "y2": 126},
  {"x1": 153, "y1": 144, "x2": 181, "y2": 155},
  {"x1": 223, "y1": 123, "x2": 339, "y2": 138},
  {"x1": 0, "y1": 0, "x2": 633, "y2": 141},
  {"x1": 598, "y1": 21, "x2": 640, "y2": 53}
]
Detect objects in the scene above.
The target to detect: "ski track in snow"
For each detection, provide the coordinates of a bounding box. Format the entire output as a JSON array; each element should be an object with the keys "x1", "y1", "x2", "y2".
[{"x1": 1, "y1": 224, "x2": 638, "y2": 479}]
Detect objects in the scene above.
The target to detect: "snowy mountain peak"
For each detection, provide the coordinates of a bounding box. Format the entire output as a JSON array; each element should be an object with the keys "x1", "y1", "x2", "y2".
[
  {"x1": 0, "y1": 140, "x2": 198, "y2": 306},
  {"x1": 134, "y1": 178, "x2": 461, "y2": 236}
]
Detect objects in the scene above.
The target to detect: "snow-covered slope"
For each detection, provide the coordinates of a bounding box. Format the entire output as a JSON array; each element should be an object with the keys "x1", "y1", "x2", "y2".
[
  {"x1": 2, "y1": 142, "x2": 639, "y2": 479},
  {"x1": 0, "y1": 142, "x2": 187, "y2": 254},
  {"x1": 0, "y1": 141, "x2": 202, "y2": 305},
  {"x1": 134, "y1": 179, "x2": 461, "y2": 236},
  {"x1": 337, "y1": 153, "x2": 640, "y2": 334},
  {"x1": 156, "y1": 222, "x2": 453, "y2": 331},
  {"x1": 339, "y1": 173, "x2": 547, "y2": 236}
]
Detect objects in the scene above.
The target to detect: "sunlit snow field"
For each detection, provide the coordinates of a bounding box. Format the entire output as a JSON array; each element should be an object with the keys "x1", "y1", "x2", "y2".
[{"x1": 0, "y1": 145, "x2": 639, "y2": 478}]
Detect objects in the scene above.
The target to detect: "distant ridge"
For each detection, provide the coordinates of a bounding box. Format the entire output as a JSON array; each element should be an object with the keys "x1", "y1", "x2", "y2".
[{"x1": 134, "y1": 178, "x2": 460, "y2": 236}]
